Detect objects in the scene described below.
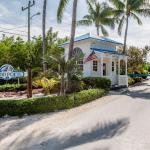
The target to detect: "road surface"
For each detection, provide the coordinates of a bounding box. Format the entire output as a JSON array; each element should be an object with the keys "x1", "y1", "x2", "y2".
[{"x1": 0, "y1": 80, "x2": 150, "y2": 150}]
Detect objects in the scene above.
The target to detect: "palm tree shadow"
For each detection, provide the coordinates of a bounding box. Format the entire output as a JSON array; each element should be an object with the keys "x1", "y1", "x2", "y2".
[
  {"x1": 45, "y1": 118, "x2": 129, "y2": 150},
  {"x1": 126, "y1": 88, "x2": 150, "y2": 100}
]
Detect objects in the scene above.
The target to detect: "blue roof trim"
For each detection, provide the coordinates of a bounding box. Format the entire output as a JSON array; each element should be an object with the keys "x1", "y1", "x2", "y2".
[
  {"x1": 60, "y1": 33, "x2": 123, "y2": 46},
  {"x1": 91, "y1": 48, "x2": 126, "y2": 56}
]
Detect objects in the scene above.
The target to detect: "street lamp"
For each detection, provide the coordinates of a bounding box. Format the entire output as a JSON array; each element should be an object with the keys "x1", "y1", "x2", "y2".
[{"x1": 30, "y1": 12, "x2": 41, "y2": 20}]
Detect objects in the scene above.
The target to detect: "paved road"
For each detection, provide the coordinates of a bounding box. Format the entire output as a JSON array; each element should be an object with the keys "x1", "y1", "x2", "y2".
[{"x1": 1, "y1": 80, "x2": 150, "y2": 150}]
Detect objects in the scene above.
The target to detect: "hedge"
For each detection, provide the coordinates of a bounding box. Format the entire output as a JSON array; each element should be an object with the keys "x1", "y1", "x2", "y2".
[
  {"x1": 0, "y1": 84, "x2": 27, "y2": 92},
  {"x1": 82, "y1": 77, "x2": 111, "y2": 90},
  {"x1": 0, "y1": 89, "x2": 107, "y2": 117}
]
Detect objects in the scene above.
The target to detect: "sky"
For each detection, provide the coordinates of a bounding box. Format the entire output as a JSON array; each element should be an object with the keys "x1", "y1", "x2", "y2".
[{"x1": 0, "y1": 0, "x2": 150, "y2": 49}]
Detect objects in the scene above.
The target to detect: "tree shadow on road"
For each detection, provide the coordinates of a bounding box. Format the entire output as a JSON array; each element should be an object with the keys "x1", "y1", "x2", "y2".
[
  {"x1": 126, "y1": 88, "x2": 150, "y2": 100},
  {"x1": 23, "y1": 118, "x2": 129, "y2": 150}
]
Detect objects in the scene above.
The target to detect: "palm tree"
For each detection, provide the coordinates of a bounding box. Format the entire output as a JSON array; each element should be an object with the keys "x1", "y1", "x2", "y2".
[
  {"x1": 57, "y1": 0, "x2": 78, "y2": 92},
  {"x1": 42, "y1": 0, "x2": 47, "y2": 73},
  {"x1": 78, "y1": 0, "x2": 115, "y2": 36},
  {"x1": 57, "y1": 0, "x2": 78, "y2": 60},
  {"x1": 109, "y1": 0, "x2": 150, "y2": 53},
  {"x1": 50, "y1": 54, "x2": 79, "y2": 95}
]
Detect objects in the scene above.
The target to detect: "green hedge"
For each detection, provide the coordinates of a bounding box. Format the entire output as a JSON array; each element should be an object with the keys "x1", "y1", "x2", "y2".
[
  {"x1": 0, "y1": 89, "x2": 106, "y2": 117},
  {"x1": 0, "y1": 84, "x2": 27, "y2": 92},
  {"x1": 82, "y1": 77, "x2": 111, "y2": 90}
]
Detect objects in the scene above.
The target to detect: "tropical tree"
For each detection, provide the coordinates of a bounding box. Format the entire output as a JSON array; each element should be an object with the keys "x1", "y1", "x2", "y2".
[
  {"x1": 57, "y1": 0, "x2": 78, "y2": 92},
  {"x1": 49, "y1": 54, "x2": 80, "y2": 95},
  {"x1": 109, "y1": 0, "x2": 150, "y2": 53},
  {"x1": 78, "y1": 0, "x2": 115, "y2": 36},
  {"x1": 57, "y1": 0, "x2": 78, "y2": 60}
]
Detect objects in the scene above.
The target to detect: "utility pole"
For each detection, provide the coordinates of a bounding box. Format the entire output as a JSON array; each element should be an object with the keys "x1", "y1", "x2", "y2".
[{"x1": 22, "y1": 0, "x2": 35, "y2": 98}]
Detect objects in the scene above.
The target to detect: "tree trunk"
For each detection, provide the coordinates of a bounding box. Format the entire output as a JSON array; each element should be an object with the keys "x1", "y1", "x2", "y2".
[
  {"x1": 27, "y1": 67, "x2": 32, "y2": 98},
  {"x1": 42, "y1": 0, "x2": 47, "y2": 73},
  {"x1": 123, "y1": 15, "x2": 129, "y2": 53},
  {"x1": 67, "y1": 0, "x2": 78, "y2": 93},
  {"x1": 96, "y1": 26, "x2": 100, "y2": 36},
  {"x1": 68, "y1": 0, "x2": 78, "y2": 59},
  {"x1": 60, "y1": 74, "x2": 65, "y2": 96}
]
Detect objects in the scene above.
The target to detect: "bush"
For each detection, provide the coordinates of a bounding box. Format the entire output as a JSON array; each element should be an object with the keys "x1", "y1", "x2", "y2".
[
  {"x1": 0, "y1": 89, "x2": 106, "y2": 117},
  {"x1": 0, "y1": 84, "x2": 26, "y2": 92},
  {"x1": 82, "y1": 77, "x2": 111, "y2": 90},
  {"x1": 128, "y1": 77, "x2": 135, "y2": 85},
  {"x1": 33, "y1": 78, "x2": 60, "y2": 94},
  {"x1": 133, "y1": 77, "x2": 143, "y2": 83},
  {"x1": 128, "y1": 77, "x2": 143, "y2": 86}
]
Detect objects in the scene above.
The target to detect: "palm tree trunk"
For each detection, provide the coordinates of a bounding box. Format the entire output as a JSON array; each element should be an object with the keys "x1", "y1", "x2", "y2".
[
  {"x1": 96, "y1": 26, "x2": 100, "y2": 36},
  {"x1": 27, "y1": 67, "x2": 32, "y2": 98},
  {"x1": 42, "y1": 0, "x2": 47, "y2": 73},
  {"x1": 68, "y1": 0, "x2": 78, "y2": 59},
  {"x1": 60, "y1": 74, "x2": 65, "y2": 95},
  {"x1": 67, "y1": 0, "x2": 78, "y2": 93},
  {"x1": 123, "y1": 15, "x2": 129, "y2": 53}
]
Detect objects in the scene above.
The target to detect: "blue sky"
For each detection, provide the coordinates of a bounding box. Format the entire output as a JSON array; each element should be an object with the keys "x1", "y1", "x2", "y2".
[{"x1": 0, "y1": 0, "x2": 150, "y2": 48}]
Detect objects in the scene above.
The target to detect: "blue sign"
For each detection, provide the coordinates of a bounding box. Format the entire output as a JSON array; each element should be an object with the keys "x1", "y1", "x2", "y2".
[{"x1": 0, "y1": 64, "x2": 27, "y2": 80}]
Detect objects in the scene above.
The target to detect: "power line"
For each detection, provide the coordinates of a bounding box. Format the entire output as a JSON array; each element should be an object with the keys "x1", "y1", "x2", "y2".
[
  {"x1": 0, "y1": 30, "x2": 27, "y2": 37},
  {"x1": 0, "y1": 26, "x2": 27, "y2": 33}
]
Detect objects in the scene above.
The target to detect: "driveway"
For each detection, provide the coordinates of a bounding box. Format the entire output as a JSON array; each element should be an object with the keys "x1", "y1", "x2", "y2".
[{"x1": 1, "y1": 80, "x2": 150, "y2": 150}]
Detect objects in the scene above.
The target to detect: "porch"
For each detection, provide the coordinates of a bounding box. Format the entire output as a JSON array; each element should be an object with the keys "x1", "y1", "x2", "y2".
[{"x1": 84, "y1": 53, "x2": 128, "y2": 86}]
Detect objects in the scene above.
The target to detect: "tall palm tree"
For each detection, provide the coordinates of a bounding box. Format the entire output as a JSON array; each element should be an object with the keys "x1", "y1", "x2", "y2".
[
  {"x1": 109, "y1": 0, "x2": 150, "y2": 53},
  {"x1": 57, "y1": 0, "x2": 78, "y2": 92},
  {"x1": 78, "y1": 0, "x2": 115, "y2": 36},
  {"x1": 42, "y1": 0, "x2": 47, "y2": 73},
  {"x1": 57, "y1": 0, "x2": 78, "y2": 60}
]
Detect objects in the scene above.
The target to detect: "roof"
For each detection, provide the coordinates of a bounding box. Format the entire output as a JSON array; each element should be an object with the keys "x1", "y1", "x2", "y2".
[
  {"x1": 60, "y1": 33, "x2": 123, "y2": 46},
  {"x1": 91, "y1": 47, "x2": 126, "y2": 56}
]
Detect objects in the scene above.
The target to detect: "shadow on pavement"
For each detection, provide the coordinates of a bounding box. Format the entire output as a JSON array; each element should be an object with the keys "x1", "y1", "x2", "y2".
[
  {"x1": 25, "y1": 118, "x2": 129, "y2": 150},
  {"x1": 126, "y1": 88, "x2": 150, "y2": 100}
]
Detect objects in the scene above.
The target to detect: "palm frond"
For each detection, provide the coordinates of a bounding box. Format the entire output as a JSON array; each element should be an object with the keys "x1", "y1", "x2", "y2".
[
  {"x1": 77, "y1": 20, "x2": 92, "y2": 26},
  {"x1": 130, "y1": 12, "x2": 142, "y2": 25},
  {"x1": 109, "y1": 0, "x2": 125, "y2": 9},
  {"x1": 118, "y1": 15, "x2": 125, "y2": 36},
  {"x1": 100, "y1": 25, "x2": 109, "y2": 36},
  {"x1": 57, "y1": 0, "x2": 69, "y2": 23}
]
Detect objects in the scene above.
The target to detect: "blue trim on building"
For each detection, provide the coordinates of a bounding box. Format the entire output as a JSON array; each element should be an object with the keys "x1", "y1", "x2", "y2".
[
  {"x1": 91, "y1": 48, "x2": 126, "y2": 56},
  {"x1": 60, "y1": 33, "x2": 123, "y2": 46}
]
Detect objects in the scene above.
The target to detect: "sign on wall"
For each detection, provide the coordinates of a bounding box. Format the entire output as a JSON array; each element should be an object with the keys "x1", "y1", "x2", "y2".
[{"x1": 0, "y1": 64, "x2": 27, "y2": 80}]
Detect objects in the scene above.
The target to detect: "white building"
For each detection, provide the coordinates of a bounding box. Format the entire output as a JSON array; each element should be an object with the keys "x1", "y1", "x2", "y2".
[{"x1": 61, "y1": 33, "x2": 128, "y2": 87}]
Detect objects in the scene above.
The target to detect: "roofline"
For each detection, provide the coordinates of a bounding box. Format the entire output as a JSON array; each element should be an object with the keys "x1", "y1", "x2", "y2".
[
  {"x1": 59, "y1": 36, "x2": 123, "y2": 47},
  {"x1": 91, "y1": 48, "x2": 127, "y2": 56}
]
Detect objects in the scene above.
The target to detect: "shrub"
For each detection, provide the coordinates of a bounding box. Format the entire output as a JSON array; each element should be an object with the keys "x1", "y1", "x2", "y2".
[
  {"x1": 0, "y1": 89, "x2": 106, "y2": 117},
  {"x1": 82, "y1": 77, "x2": 111, "y2": 90},
  {"x1": 33, "y1": 77, "x2": 60, "y2": 94},
  {"x1": 128, "y1": 77, "x2": 135, "y2": 85},
  {"x1": 133, "y1": 77, "x2": 143, "y2": 83},
  {"x1": 0, "y1": 84, "x2": 26, "y2": 92}
]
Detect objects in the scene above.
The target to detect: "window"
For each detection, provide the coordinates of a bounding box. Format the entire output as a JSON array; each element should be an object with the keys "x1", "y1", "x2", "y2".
[
  {"x1": 78, "y1": 59, "x2": 83, "y2": 71},
  {"x1": 116, "y1": 62, "x2": 119, "y2": 75},
  {"x1": 93, "y1": 61, "x2": 98, "y2": 72},
  {"x1": 112, "y1": 62, "x2": 115, "y2": 72},
  {"x1": 103, "y1": 63, "x2": 107, "y2": 76},
  {"x1": 73, "y1": 47, "x2": 84, "y2": 71}
]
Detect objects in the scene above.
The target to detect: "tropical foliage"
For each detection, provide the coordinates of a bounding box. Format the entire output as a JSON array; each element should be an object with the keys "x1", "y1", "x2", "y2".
[
  {"x1": 109, "y1": 0, "x2": 150, "y2": 52},
  {"x1": 78, "y1": 0, "x2": 115, "y2": 36}
]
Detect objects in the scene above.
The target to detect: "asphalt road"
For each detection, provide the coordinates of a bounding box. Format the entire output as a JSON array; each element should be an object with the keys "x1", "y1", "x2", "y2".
[{"x1": 1, "y1": 80, "x2": 150, "y2": 150}]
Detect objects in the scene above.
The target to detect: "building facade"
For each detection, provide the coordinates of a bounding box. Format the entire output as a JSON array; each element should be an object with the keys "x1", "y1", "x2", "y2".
[{"x1": 61, "y1": 33, "x2": 128, "y2": 87}]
